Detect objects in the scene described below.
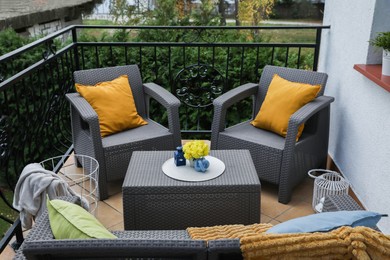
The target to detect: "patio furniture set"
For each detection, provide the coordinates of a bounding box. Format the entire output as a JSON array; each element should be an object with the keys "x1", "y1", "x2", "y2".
[
  {"x1": 63, "y1": 63, "x2": 334, "y2": 230},
  {"x1": 66, "y1": 64, "x2": 334, "y2": 204},
  {"x1": 15, "y1": 64, "x2": 340, "y2": 259}
]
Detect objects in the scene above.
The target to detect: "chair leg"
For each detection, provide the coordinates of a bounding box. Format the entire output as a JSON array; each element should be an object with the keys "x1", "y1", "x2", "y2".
[
  {"x1": 278, "y1": 187, "x2": 292, "y2": 204},
  {"x1": 98, "y1": 185, "x2": 108, "y2": 201},
  {"x1": 75, "y1": 157, "x2": 82, "y2": 168},
  {"x1": 97, "y1": 170, "x2": 108, "y2": 201}
]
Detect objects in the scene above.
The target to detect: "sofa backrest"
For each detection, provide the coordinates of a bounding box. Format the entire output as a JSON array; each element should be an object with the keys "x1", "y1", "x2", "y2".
[{"x1": 23, "y1": 239, "x2": 207, "y2": 260}]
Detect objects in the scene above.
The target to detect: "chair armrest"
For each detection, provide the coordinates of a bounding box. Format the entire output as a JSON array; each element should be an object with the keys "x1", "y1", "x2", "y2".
[
  {"x1": 65, "y1": 93, "x2": 103, "y2": 147},
  {"x1": 211, "y1": 83, "x2": 258, "y2": 149},
  {"x1": 66, "y1": 93, "x2": 99, "y2": 125},
  {"x1": 277, "y1": 96, "x2": 334, "y2": 203},
  {"x1": 285, "y1": 95, "x2": 335, "y2": 145},
  {"x1": 143, "y1": 83, "x2": 181, "y2": 146},
  {"x1": 208, "y1": 239, "x2": 242, "y2": 260}
]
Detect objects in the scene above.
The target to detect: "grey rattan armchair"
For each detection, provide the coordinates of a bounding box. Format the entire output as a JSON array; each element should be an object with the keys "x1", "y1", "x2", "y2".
[
  {"x1": 66, "y1": 65, "x2": 181, "y2": 200},
  {"x1": 211, "y1": 65, "x2": 334, "y2": 204}
]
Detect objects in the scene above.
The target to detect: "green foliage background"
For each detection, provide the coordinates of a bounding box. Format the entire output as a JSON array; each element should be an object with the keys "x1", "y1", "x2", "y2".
[{"x1": 76, "y1": 26, "x2": 315, "y2": 137}]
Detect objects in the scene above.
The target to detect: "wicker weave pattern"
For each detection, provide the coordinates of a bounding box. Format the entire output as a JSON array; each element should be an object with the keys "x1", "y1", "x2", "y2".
[
  {"x1": 123, "y1": 150, "x2": 261, "y2": 230},
  {"x1": 15, "y1": 196, "x2": 208, "y2": 260},
  {"x1": 112, "y1": 230, "x2": 190, "y2": 239},
  {"x1": 66, "y1": 65, "x2": 181, "y2": 200},
  {"x1": 15, "y1": 196, "x2": 80, "y2": 260},
  {"x1": 16, "y1": 195, "x2": 372, "y2": 260},
  {"x1": 23, "y1": 239, "x2": 207, "y2": 259},
  {"x1": 211, "y1": 65, "x2": 334, "y2": 204}
]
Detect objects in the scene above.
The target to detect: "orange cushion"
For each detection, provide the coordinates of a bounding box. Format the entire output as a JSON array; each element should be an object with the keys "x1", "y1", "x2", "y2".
[
  {"x1": 251, "y1": 74, "x2": 321, "y2": 140},
  {"x1": 76, "y1": 75, "x2": 147, "y2": 137}
]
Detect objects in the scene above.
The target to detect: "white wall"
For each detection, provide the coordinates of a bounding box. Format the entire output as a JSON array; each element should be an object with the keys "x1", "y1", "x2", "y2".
[{"x1": 318, "y1": 0, "x2": 390, "y2": 232}]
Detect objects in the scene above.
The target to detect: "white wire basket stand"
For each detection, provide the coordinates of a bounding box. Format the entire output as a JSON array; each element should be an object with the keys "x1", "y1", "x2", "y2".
[
  {"x1": 308, "y1": 169, "x2": 349, "y2": 213},
  {"x1": 40, "y1": 154, "x2": 99, "y2": 215}
]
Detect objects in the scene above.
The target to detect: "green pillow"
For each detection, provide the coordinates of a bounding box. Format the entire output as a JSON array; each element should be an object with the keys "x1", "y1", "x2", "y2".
[{"x1": 46, "y1": 198, "x2": 117, "y2": 239}]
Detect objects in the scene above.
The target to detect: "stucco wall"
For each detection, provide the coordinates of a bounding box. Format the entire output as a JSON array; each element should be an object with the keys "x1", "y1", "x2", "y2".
[{"x1": 318, "y1": 0, "x2": 390, "y2": 232}]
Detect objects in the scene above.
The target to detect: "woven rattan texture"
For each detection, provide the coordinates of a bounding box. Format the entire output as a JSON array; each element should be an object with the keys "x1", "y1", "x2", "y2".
[
  {"x1": 112, "y1": 230, "x2": 190, "y2": 239},
  {"x1": 23, "y1": 239, "x2": 207, "y2": 260},
  {"x1": 15, "y1": 197, "x2": 208, "y2": 260},
  {"x1": 217, "y1": 123, "x2": 283, "y2": 185},
  {"x1": 15, "y1": 196, "x2": 80, "y2": 260},
  {"x1": 66, "y1": 65, "x2": 181, "y2": 200},
  {"x1": 15, "y1": 195, "x2": 372, "y2": 260},
  {"x1": 123, "y1": 150, "x2": 261, "y2": 230},
  {"x1": 211, "y1": 65, "x2": 334, "y2": 204}
]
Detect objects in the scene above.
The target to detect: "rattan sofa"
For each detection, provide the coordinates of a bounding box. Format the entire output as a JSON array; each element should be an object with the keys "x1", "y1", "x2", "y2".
[{"x1": 15, "y1": 195, "x2": 368, "y2": 260}]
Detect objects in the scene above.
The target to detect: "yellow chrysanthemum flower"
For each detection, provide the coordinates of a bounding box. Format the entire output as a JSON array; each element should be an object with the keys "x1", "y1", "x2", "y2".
[{"x1": 183, "y1": 140, "x2": 209, "y2": 160}]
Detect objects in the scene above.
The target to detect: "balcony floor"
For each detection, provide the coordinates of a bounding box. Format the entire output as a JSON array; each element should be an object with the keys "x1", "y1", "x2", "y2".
[{"x1": 1, "y1": 150, "x2": 316, "y2": 259}]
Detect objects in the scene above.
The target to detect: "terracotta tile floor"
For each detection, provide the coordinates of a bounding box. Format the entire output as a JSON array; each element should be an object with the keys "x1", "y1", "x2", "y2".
[{"x1": 1, "y1": 151, "x2": 316, "y2": 259}]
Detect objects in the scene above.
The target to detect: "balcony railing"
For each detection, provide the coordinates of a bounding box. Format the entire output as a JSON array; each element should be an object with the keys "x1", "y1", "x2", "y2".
[{"x1": 0, "y1": 24, "x2": 329, "y2": 252}]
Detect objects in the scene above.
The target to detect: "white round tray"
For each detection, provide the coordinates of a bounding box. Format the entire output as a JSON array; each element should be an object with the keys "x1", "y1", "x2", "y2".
[{"x1": 162, "y1": 155, "x2": 225, "y2": 182}]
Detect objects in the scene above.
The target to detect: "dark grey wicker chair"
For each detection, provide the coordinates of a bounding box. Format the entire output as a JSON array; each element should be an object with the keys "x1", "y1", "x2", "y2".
[
  {"x1": 211, "y1": 65, "x2": 334, "y2": 204},
  {"x1": 66, "y1": 65, "x2": 181, "y2": 200}
]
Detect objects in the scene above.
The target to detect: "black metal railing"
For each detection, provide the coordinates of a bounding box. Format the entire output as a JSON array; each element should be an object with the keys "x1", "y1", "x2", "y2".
[{"x1": 0, "y1": 24, "x2": 329, "y2": 252}]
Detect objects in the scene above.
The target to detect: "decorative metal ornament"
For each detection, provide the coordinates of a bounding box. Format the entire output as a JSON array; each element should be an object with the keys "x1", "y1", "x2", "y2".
[
  {"x1": 174, "y1": 64, "x2": 224, "y2": 108},
  {"x1": 182, "y1": 28, "x2": 220, "y2": 43}
]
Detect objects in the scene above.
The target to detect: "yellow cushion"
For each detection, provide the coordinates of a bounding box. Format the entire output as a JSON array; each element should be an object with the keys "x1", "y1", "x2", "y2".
[
  {"x1": 76, "y1": 75, "x2": 147, "y2": 137},
  {"x1": 251, "y1": 74, "x2": 321, "y2": 140}
]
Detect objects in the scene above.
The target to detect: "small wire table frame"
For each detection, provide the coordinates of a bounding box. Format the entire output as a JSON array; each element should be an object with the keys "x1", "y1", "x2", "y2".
[{"x1": 40, "y1": 154, "x2": 99, "y2": 215}]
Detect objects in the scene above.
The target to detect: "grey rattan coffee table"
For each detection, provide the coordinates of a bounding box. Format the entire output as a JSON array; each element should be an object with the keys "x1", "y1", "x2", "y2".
[{"x1": 122, "y1": 149, "x2": 261, "y2": 230}]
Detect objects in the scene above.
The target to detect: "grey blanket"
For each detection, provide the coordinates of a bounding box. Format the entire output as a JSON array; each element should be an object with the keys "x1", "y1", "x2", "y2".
[{"x1": 13, "y1": 163, "x2": 81, "y2": 229}]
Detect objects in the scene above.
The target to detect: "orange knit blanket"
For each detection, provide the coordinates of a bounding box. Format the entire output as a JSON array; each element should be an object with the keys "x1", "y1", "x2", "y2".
[
  {"x1": 187, "y1": 223, "x2": 273, "y2": 241},
  {"x1": 187, "y1": 225, "x2": 390, "y2": 259}
]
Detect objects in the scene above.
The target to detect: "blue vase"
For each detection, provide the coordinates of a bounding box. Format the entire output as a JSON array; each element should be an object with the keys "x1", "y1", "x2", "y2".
[
  {"x1": 194, "y1": 158, "x2": 210, "y2": 173},
  {"x1": 174, "y1": 146, "x2": 186, "y2": 166}
]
